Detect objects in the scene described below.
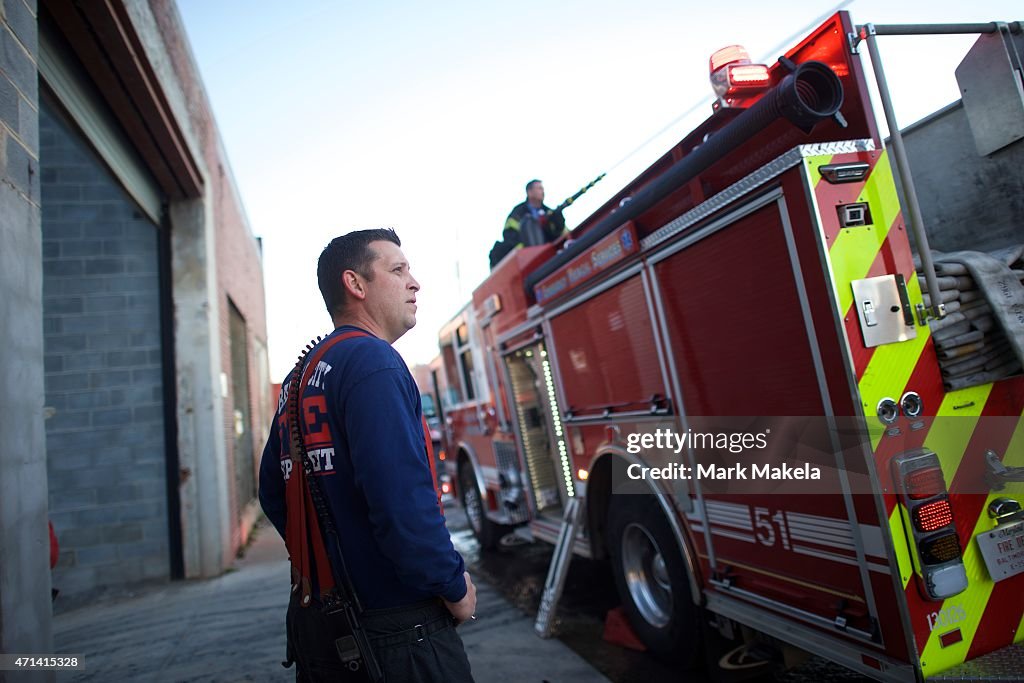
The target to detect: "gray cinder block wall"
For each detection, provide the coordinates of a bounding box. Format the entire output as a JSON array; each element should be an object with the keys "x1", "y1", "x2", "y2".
[
  {"x1": 900, "y1": 102, "x2": 1024, "y2": 254},
  {"x1": 40, "y1": 100, "x2": 169, "y2": 601},
  {"x1": 0, "y1": 0, "x2": 55, "y2": 672}
]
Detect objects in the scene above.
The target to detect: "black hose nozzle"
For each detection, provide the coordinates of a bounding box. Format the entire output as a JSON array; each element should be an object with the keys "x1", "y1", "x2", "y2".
[{"x1": 777, "y1": 61, "x2": 845, "y2": 133}]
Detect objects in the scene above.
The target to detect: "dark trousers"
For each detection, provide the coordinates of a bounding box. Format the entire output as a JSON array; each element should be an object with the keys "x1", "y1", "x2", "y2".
[{"x1": 287, "y1": 593, "x2": 475, "y2": 683}]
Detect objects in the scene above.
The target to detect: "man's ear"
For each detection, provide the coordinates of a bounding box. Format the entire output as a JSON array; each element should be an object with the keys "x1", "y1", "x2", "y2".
[{"x1": 342, "y1": 270, "x2": 366, "y2": 301}]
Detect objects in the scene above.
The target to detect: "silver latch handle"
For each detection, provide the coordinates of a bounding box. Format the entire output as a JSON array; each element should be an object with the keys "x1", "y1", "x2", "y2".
[{"x1": 862, "y1": 300, "x2": 878, "y2": 327}]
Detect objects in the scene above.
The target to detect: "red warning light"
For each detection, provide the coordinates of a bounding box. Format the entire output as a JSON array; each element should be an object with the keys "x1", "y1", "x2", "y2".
[
  {"x1": 710, "y1": 45, "x2": 751, "y2": 73},
  {"x1": 728, "y1": 64, "x2": 770, "y2": 85}
]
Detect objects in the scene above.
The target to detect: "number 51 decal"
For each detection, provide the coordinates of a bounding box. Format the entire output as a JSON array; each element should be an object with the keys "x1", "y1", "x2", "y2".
[{"x1": 753, "y1": 507, "x2": 791, "y2": 550}]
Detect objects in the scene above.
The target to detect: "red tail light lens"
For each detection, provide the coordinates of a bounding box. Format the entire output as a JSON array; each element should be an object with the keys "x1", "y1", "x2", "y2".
[
  {"x1": 920, "y1": 533, "x2": 962, "y2": 565},
  {"x1": 905, "y1": 467, "x2": 946, "y2": 500},
  {"x1": 892, "y1": 449, "x2": 968, "y2": 600},
  {"x1": 914, "y1": 499, "x2": 954, "y2": 532}
]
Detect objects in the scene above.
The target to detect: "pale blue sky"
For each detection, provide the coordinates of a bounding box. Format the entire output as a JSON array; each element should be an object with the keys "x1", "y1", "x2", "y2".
[{"x1": 175, "y1": 0, "x2": 1021, "y2": 378}]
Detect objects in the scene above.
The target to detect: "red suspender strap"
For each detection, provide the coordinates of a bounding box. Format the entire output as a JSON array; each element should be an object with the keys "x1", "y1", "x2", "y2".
[
  {"x1": 285, "y1": 330, "x2": 444, "y2": 604},
  {"x1": 286, "y1": 331, "x2": 368, "y2": 603},
  {"x1": 422, "y1": 417, "x2": 444, "y2": 515}
]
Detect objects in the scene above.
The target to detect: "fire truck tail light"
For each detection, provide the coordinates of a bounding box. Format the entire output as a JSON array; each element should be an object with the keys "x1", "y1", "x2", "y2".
[
  {"x1": 905, "y1": 466, "x2": 945, "y2": 500},
  {"x1": 439, "y1": 449, "x2": 446, "y2": 461},
  {"x1": 709, "y1": 45, "x2": 751, "y2": 72},
  {"x1": 914, "y1": 499, "x2": 954, "y2": 533},
  {"x1": 920, "y1": 533, "x2": 962, "y2": 565},
  {"x1": 892, "y1": 449, "x2": 967, "y2": 600}
]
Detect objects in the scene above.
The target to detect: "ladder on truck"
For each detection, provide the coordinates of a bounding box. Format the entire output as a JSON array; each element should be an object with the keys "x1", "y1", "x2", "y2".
[{"x1": 534, "y1": 497, "x2": 585, "y2": 638}]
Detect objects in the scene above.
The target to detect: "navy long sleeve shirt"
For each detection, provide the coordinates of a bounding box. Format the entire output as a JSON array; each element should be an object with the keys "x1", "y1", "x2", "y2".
[{"x1": 258, "y1": 326, "x2": 467, "y2": 608}]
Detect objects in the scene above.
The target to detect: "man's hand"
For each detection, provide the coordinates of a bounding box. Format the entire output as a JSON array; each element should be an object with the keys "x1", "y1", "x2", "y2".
[{"x1": 443, "y1": 571, "x2": 477, "y2": 625}]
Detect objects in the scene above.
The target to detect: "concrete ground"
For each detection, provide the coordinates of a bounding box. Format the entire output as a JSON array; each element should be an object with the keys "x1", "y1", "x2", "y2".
[{"x1": 53, "y1": 518, "x2": 607, "y2": 683}]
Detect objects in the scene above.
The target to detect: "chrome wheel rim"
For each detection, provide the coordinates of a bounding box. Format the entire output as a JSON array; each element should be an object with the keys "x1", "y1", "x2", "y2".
[
  {"x1": 621, "y1": 522, "x2": 671, "y2": 628},
  {"x1": 462, "y1": 471, "x2": 483, "y2": 533}
]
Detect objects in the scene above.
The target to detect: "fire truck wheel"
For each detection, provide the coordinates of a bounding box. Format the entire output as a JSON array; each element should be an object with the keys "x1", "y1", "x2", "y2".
[
  {"x1": 608, "y1": 494, "x2": 701, "y2": 665},
  {"x1": 460, "y1": 459, "x2": 505, "y2": 550}
]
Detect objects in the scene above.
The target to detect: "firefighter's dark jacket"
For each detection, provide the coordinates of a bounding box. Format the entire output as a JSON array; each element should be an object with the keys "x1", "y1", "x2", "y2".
[
  {"x1": 488, "y1": 201, "x2": 567, "y2": 268},
  {"x1": 259, "y1": 325, "x2": 467, "y2": 608}
]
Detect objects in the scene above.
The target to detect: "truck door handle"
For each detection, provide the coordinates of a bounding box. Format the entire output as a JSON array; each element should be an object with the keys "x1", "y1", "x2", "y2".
[{"x1": 862, "y1": 300, "x2": 878, "y2": 327}]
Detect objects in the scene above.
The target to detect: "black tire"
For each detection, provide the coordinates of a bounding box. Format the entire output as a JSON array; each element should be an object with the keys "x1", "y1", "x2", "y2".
[
  {"x1": 607, "y1": 494, "x2": 702, "y2": 666},
  {"x1": 459, "y1": 458, "x2": 505, "y2": 550}
]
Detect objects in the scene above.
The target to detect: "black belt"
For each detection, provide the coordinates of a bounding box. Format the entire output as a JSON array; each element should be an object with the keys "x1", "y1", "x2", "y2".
[
  {"x1": 368, "y1": 613, "x2": 453, "y2": 649},
  {"x1": 362, "y1": 599, "x2": 454, "y2": 649}
]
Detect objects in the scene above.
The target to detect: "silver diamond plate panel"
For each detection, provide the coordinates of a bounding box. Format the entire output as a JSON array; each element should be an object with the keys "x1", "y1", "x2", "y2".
[
  {"x1": 927, "y1": 642, "x2": 1024, "y2": 681},
  {"x1": 642, "y1": 139, "x2": 876, "y2": 251},
  {"x1": 800, "y1": 139, "x2": 876, "y2": 157},
  {"x1": 494, "y1": 441, "x2": 530, "y2": 524},
  {"x1": 494, "y1": 440, "x2": 519, "y2": 472}
]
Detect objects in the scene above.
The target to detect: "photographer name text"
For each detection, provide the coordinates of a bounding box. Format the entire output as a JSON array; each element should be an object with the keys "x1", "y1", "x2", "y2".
[{"x1": 626, "y1": 462, "x2": 821, "y2": 481}]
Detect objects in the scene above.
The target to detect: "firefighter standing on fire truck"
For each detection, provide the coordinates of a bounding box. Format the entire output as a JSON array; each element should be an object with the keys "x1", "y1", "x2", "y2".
[{"x1": 489, "y1": 179, "x2": 567, "y2": 268}]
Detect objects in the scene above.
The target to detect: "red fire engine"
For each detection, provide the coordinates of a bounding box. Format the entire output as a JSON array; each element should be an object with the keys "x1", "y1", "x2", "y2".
[{"x1": 436, "y1": 12, "x2": 1024, "y2": 681}]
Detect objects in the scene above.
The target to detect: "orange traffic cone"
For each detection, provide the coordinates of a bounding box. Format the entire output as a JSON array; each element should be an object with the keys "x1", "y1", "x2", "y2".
[{"x1": 602, "y1": 606, "x2": 647, "y2": 651}]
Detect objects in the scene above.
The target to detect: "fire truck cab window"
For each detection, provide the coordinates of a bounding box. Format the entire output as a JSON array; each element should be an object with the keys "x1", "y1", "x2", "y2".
[
  {"x1": 443, "y1": 323, "x2": 478, "y2": 404},
  {"x1": 459, "y1": 348, "x2": 476, "y2": 401},
  {"x1": 440, "y1": 338, "x2": 463, "y2": 407},
  {"x1": 455, "y1": 324, "x2": 477, "y2": 401}
]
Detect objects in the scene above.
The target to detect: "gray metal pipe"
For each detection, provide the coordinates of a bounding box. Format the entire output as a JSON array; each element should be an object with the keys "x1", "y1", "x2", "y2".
[
  {"x1": 866, "y1": 22, "x2": 1021, "y2": 36},
  {"x1": 862, "y1": 23, "x2": 946, "y2": 320}
]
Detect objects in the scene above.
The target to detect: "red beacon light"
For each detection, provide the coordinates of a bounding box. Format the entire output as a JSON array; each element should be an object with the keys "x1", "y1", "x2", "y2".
[{"x1": 709, "y1": 45, "x2": 771, "y2": 104}]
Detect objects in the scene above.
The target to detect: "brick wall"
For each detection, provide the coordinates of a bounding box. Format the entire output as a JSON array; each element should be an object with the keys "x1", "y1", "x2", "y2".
[
  {"x1": 40, "y1": 98, "x2": 169, "y2": 599},
  {"x1": 216, "y1": 165, "x2": 268, "y2": 546}
]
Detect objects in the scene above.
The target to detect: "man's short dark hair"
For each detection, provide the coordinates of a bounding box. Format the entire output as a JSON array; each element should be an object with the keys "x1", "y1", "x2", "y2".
[
  {"x1": 525, "y1": 179, "x2": 542, "y2": 193},
  {"x1": 317, "y1": 228, "x2": 401, "y2": 317}
]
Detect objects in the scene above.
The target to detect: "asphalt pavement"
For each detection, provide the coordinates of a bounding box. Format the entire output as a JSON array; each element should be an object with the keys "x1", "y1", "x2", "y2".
[{"x1": 52, "y1": 512, "x2": 607, "y2": 682}]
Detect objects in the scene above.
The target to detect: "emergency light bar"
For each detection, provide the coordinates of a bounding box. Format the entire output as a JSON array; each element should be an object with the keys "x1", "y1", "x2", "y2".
[
  {"x1": 709, "y1": 44, "x2": 771, "y2": 99},
  {"x1": 709, "y1": 45, "x2": 750, "y2": 72},
  {"x1": 892, "y1": 449, "x2": 968, "y2": 600}
]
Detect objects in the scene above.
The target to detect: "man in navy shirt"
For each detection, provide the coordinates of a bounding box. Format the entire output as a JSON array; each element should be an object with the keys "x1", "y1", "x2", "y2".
[{"x1": 259, "y1": 228, "x2": 476, "y2": 681}]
